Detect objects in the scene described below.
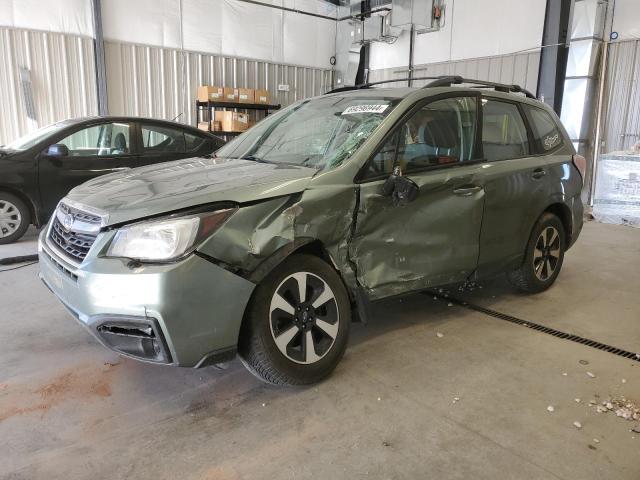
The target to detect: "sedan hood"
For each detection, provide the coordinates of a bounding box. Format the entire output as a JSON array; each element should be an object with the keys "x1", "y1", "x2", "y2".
[{"x1": 66, "y1": 156, "x2": 316, "y2": 226}]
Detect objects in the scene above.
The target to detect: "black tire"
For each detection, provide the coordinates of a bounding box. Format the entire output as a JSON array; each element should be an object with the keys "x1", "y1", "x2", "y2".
[
  {"x1": 238, "y1": 254, "x2": 351, "y2": 386},
  {"x1": 0, "y1": 192, "x2": 31, "y2": 245},
  {"x1": 508, "y1": 212, "x2": 565, "y2": 293}
]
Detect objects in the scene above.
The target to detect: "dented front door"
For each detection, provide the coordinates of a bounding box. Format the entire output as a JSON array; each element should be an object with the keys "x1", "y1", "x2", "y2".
[
  {"x1": 351, "y1": 167, "x2": 485, "y2": 299},
  {"x1": 349, "y1": 94, "x2": 485, "y2": 300}
]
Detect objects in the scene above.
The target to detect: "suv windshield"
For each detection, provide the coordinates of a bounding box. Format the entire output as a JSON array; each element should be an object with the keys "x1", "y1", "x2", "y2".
[
  {"x1": 5, "y1": 122, "x2": 69, "y2": 151},
  {"x1": 216, "y1": 95, "x2": 399, "y2": 170}
]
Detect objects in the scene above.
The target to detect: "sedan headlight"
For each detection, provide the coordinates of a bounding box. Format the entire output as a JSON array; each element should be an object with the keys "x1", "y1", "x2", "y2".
[{"x1": 106, "y1": 208, "x2": 235, "y2": 262}]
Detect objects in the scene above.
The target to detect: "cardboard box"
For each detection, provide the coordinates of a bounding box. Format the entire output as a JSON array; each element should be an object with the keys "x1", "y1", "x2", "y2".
[
  {"x1": 238, "y1": 88, "x2": 254, "y2": 104},
  {"x1": 223, "y1": 87, "x2": 239, "y2": 102},
  {"x1": 214, "y1": 111, "x2": 249, "y2": 132},
  {"x1": 197, "y1": 86, "x2": 224, "y2": 102},
  {"x1": 197, "y1": 122, "x2": 210, "y2": 131},
  {"x1": 212, "y1": 121, "x2": 221, "y2": 132},
  {"x1": 255, "y1": 89, "x2": 270, "y2": 105}
]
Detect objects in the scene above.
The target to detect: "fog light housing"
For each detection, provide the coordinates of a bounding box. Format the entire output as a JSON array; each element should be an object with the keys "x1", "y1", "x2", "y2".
[{"x1": 95, "y1": 318, "x2": 171, "y2": 363}]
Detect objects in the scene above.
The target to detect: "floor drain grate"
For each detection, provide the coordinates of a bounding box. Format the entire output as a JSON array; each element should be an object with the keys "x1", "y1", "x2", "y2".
[{"x1": 427, "y1": 292, "x2": 640, "y2": 361}]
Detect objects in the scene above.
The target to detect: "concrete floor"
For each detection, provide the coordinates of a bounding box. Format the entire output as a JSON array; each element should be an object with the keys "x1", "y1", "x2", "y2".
[
  {"x1": 1, "y1": 221, "x2": 639, "y2": 480},
  {"x1": 0, "y1": 226, "x2": 39, "y2": 260}
]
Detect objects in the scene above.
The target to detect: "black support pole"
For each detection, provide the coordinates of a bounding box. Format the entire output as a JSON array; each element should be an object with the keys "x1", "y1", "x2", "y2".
[
  {"x1": 408, "y1": 24, "x2": 415, "y2": 87},
  {"x1": 354, "y1": 0, "x2": 371, "y2": 86},
  {"x1": 91, "y1": 0, "x2": 108, "y2": 115},
  {"x1": 355, "y1": 43, "x2": 370, "y2": 85},
  {"x1": 536, "y1": 0, "x2": 573, "y2": 115}
]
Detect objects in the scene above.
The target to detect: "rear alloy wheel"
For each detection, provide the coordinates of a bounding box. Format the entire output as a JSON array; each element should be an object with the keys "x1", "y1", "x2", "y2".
[
  {"x1": 508, "y1": 212, "x2": 565, "y2": 293},
  {"x1": 532, "y1": 226, "x2": 561, "y2": 282},
  {"x1": 239, "y1": 254, "x2": 350, "y2": 385},
  {"x1": 0, "y1": 193, "x2": 30, "y2": 245}
]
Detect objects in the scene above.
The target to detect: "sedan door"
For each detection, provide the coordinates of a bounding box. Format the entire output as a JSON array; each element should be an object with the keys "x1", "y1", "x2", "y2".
[
  {"x1": 350, "y1": 95, "x2": 485, "y2": 300},
  {"x1": 38, "y1": 121, "x2": 136, "y2": 218}
]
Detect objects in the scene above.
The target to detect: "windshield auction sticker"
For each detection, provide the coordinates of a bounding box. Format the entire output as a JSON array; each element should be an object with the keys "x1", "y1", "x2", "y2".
[{"x1": 342, "y1": 104, "x2": 389, "y2": 115}]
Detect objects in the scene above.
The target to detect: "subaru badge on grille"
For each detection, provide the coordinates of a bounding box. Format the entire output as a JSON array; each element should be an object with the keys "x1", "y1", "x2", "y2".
[{"x1": 62, "y1": 212, "x2": 74, "y2": 231}]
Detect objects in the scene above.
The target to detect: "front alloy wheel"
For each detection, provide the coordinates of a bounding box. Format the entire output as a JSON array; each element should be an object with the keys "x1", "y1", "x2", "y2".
[
  {"x1": 239, "y1": 254, "x2": 351, "y2": 386},
  {"x1": 270, "y1": 272, "x2": 340, "y2": 365}
]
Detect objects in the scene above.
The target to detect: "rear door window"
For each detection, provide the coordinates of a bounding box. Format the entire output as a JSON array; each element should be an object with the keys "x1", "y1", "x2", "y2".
[
  {"x1": 481, "y1": 99, "x2": 530, "y2": 161},
  {"x1": 141, "y1": 125, "x2": 186, "y2": 154},
  {"x1": 525, "y1": 106, "x2": 563, "y2": 153}
]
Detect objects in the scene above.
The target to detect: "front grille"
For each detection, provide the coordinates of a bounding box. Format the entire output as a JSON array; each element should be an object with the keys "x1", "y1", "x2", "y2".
[{"x1": 48, "y1": 203, "x2": 101, "y2": 263}]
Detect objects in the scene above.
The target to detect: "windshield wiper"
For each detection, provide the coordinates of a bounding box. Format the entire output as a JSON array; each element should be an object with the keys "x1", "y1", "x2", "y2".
[{"x1": 240, "y1": 155, "x2": 275, "y2": 164}]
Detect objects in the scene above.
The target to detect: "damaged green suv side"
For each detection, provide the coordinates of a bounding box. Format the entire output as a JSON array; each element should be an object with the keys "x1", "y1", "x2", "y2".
[{"x1": 39, "y1": 78, "x2": 584, "y2": 385}]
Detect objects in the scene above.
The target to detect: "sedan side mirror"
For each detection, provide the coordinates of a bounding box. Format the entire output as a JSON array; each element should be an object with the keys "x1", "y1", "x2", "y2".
[
  {"x1": 382, "y1": 166, "x2": 419, "y2": 206},
  {"x1": 46, "y1": 144, "x2": 69, "y2": 157}
]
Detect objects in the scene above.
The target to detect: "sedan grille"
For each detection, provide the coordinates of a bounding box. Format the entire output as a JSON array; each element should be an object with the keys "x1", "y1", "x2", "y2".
[{"x1": 47, "y1": 203, "x2": 102, "y2": 263}]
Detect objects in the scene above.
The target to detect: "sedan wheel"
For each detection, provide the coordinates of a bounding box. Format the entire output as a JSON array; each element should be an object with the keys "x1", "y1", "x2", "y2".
[
  {"x1": 0, "y1": 193, "x2": 30, "y2": 245},
  {"x1": 0, "y1": 200, "x2": 22, "y2": 239}
]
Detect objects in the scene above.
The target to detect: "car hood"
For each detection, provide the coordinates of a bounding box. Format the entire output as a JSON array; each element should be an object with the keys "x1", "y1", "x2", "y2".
[{"x1": 66, "y1": 156, "x2": 317, "y2": 226}]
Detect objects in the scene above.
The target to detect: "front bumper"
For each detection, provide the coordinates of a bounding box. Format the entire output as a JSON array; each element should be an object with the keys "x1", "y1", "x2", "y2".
[{"x1": 38, "y1": 229, "x2": 255, "y2": 367}]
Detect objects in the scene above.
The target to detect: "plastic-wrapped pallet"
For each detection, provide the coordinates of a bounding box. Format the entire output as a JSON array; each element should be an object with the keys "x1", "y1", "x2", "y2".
[{"x1": 593, "y1": 151, "x2": 640, "y2": 227}]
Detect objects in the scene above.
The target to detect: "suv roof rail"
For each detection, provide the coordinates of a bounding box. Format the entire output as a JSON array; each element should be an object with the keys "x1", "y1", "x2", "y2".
[
  {"x1": 325, "y1": 76, "x2": 442, "y2": 94},
  {"x1": 325, "y1": 75, "x2": 536, "y2": 99},
  {"x1": 424, "y1": 75, "x2": 536, "y2": 99}
]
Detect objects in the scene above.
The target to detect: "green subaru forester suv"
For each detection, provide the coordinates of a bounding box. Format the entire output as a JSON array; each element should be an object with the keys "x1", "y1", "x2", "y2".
[{"x1": 39, "y1": 76, "x2": 585, "y2": 385}]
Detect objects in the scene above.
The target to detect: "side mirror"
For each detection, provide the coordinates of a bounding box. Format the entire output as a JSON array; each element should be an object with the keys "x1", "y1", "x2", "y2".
[
  {"x1": 382, "y1": 167, "x2": 419, "y2": 206},
  {"x1": 46, "y1": 144, "x2": 69, "y2": 157}
]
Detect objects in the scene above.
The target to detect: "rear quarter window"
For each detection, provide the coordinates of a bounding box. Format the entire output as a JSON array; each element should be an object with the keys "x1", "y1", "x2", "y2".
[{"x1": 525, "y1": 106, "x2": 563, "y2": 153}]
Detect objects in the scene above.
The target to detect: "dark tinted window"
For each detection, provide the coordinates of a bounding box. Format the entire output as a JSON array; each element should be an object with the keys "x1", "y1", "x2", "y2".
[
  {"x1": 526, "y1": 106, "x2": 563, "y2": 152},
  {"x1": 482, "y1": 99, "x2": 530, "y2": 161},
  {"x1": 364, "y1": 96, "x2": 477, "y2": 177},
  {"x1": 185, "y1": 132, "x2": 206, "y2": 151},
  {"x1": 141, "y1": 125, "x2": 186, "y2": 154}
]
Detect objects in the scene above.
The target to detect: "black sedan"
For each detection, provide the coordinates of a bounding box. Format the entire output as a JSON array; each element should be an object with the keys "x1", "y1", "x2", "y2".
[{"x1": 0, "y1": 117, "x2": 224, "y2": 244}]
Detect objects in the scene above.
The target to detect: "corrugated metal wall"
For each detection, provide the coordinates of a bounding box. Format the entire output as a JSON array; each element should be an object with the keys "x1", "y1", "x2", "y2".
[
  {"x1": 0, "y1": 29, "x2": 333, "y2": 145},
  {"x1": 601, "y1": 39, "x2": 640, "y2": 152},
  {"x1": 0, "y1": 27, "x2": 98, "y2": 145},
  {"x1": 105, "y1": 41, "x2": 334, "y2": 126},
  {"x1": 367, "y1": 51, "x2": 541, "y2": 94}
]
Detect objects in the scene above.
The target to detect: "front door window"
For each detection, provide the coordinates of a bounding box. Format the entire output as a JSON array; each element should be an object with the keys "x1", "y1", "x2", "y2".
[
  {"x1": 364, "y1": 96, "x2": 477, "y2": 178},
  {"x1": 57, "y1": 123, "x2": 131, "y2": 157}
]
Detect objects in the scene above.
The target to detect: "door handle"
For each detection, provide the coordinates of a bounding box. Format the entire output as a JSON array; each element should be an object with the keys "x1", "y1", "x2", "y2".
[
  {"x1": 531, "y1": 168, "x2": 547, "y2": 179},
  {"x1": 453, "y1": 185, "x2": 482, "y2": 196}
]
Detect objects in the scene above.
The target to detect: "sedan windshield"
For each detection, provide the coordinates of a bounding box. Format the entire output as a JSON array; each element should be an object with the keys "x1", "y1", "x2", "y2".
[
  {"x1": 5, "y1": 122, "x2": 69, "y2": 151},
  {"x1": 216, "y1": 95, "x2": 399, "y2": 170}
]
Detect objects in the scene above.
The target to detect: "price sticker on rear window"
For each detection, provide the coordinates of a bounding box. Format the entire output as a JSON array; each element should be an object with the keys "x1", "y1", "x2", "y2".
[{"x1": 342, "y1": 104, "x2": 389, "y2": 115}]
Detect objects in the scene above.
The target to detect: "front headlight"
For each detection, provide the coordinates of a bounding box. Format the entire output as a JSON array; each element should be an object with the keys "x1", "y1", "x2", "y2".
[{"x1": 106, "y1": 208, "x2": 235, "y2": 262}]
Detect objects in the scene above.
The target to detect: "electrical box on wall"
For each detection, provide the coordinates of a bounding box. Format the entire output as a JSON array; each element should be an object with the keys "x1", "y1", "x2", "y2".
[{"x1": 390, "y1": 0, "x2": 433, "y2": 30}]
